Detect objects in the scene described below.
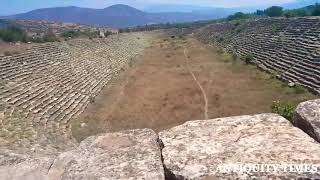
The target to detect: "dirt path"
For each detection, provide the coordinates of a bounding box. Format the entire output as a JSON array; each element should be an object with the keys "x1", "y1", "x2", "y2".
[
  {"x1": 71, "y1": 35, "x2": 316, "y2": 142},
  {"x1": 184, "y1": 48, "x2": 209, "y2": 120}
]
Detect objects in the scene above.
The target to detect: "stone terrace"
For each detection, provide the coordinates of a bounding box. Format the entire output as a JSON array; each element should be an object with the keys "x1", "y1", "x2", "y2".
[
  {"x1": 0, "y1": 33, "x2": 152, "y2": 154},
  {"x1": 195, "y1": 17, "x2": 320, "y2": 94}
]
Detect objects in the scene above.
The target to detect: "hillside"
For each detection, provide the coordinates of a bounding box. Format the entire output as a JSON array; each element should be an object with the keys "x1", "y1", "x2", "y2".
[
  {"x1": 4, "y1": 4, "x2": 221, "y2": 28},
  {"x1": 195, "y1": 17, "x2": 320, "y2": 94}
]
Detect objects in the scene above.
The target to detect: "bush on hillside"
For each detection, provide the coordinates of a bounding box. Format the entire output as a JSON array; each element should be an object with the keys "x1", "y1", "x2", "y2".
[
  {"x1": 87, "y1": 31, "x2": 100, "y2": 39},
  {"x1": 43, "y1": 31, "x2": 59, "y2": 42},
  {"x1": 231, "y1": 52, "x2": 238, "y2": 60},
  {"x1": 271, "y1": 101, "x2": 296, "y2": 122},
  {"x1": 3, "y1": 51, "x2": 12, "y2": 56},
  {"x1": 284, "y1": 9, "x2": 308, "y2": 17},
  {"x1": 236, "y1": 28, "x2": 243, "y2": 33},
  {"x1": 243, "y1": 54, "x2": 254, "y2": 64},
  {"x1": 32, "y1": 37, "x2": 45, "y2": 43},
  {"x1": 271, "y1": 24, "x2": 279, "y2": 34},
  {"x1": 217, "y1": 48, "x2": 224, "y2": 54},
  {"x1": 312, "y1": 3, "x2": 320, "y2": 16},
  {"x1": 3, "y1": 51, "x2": 19, "y2": 56},
  {"x1": 217, "y1": 36, "x2": 224, "y2": 42},
  {"x1": 61, "y1": 30, "x2": 81, "y2": 38},
  {"x1": 256, "y1": 10, "x2": 265, "y2": 16},
  {"x1": 0, "y1": 26, "x2": 28, "y2": 42},
  {"x1": 104, "y1": 31, "x2": 113, "y2": 37},
  {"x1": 227, "y1": 12, "x2": 249, "y2": 21},
  {"x1": 264, "y1": 6, "x2": 284, "y2": 17},
  {"x1": 61, "y1": 30, "x2": 100, "y2": 39},
  {"x1": 293, "y1": 84, "x2": 307, "y2": 94}
]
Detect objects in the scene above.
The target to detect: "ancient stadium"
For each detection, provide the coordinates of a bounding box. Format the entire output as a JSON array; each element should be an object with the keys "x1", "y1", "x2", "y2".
[{"x1": 1, "y1": 3, "x2": 320, "y2": 180}]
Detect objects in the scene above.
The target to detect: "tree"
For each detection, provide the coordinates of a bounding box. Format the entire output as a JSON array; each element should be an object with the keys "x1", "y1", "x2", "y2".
[
  {"x1": 0, "y1": 26, "x2": 28, "y2": 42},
  {"x1": 264, "y1": 6, "x2": 284, "y2": 17},
  {"x1": 312, "y1": 3, "x2": 320, "y2": 16},
  {"x1": 61, "y1": 30, "x2": 80, "y2": 38},
  {"x1": 104, "y1": 31, "x2": 112, "y2": 37},
  {"x1": 284, "y1": 9, "x2": 307, "y2": 17},
  {"x1": 43, "y1": 31, "x2": 58, "y2": 42},
  {"x1": 227, "y1": 12, "x2": 248, "y2": 21},
  {"x1": 244, "y1": 54, "x2": 254, "y2": 64},
  {"x1": 256, "y1": 10, "x2": 265, "y2": 16}
]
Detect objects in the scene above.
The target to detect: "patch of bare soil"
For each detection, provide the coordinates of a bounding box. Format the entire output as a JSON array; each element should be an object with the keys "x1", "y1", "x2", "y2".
[
  {"x1": 0, "y1": 41, "x2": 32, "y2": 56},
  {"x1": 71, "y1": 36, "x2": 316, "y2": 142}
]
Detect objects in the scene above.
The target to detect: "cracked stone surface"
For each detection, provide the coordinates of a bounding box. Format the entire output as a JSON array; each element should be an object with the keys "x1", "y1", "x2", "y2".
[
  {"x1": 294, "y1": 99, "x2": 320, "y2": 142},
  {"x1": 0, "y1": 129, "x2": 165, "y2": 180},
  {"x1": 159, "y1": 114, "x2": 320, "y2": 179}
]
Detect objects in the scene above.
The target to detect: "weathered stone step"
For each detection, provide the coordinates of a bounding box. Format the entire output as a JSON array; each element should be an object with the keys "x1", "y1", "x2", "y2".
[{"x1": 160, "y1": 114, "x2": 320, "y2": 179}]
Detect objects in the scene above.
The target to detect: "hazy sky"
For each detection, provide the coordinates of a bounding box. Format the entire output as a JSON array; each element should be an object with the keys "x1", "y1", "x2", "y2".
[{"x1": 0, "y1": 0, "x2": 303, "y2": 15}]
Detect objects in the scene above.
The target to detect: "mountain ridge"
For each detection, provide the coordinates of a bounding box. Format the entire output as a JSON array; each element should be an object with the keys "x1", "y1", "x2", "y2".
[{"x1": 3, "y1": 4, "x2": 223, "y2": 28}]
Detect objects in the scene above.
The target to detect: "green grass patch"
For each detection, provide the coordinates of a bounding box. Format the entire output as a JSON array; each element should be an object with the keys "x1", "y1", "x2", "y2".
[
  {"x1": 271, "y1": 100, "x2": 297, "y2": 122},
  {"x1": 293, "y1": 84, "x2": 307, "y2": 94}
]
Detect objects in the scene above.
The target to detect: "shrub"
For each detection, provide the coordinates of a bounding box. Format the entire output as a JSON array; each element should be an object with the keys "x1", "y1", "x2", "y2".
[
  {"x1": 243, "y1": 54, "x2": 254, "y2": 64},
  {"x1": 61, "y1": 30, "x2": 80, "y2": 38},
  {"x1": 104, "y1": 31, "x2": 112, "y2": 37},
  {"x1": 271, "y1": 24, "x2": 279, "y2": 34},
  {"x1": 256, "y1": 10, "x2": 265, "y2": 16},
  {"x1": 271, "y1": 101, "x2": 296, "y2": 122},
  {"x1": 32, "y1": 37, "x2": 45, "y2": 43},
  {"x1": 236, "y1": 28, "x2": 242, "y2": 33},
  {"x1": 293, "y1": 84, "x2": 307, "y2": 94},
  {"x1": 217, "y1": 48, "x2": 224, "y2": 54},
  {"x1": 3, "y1": 51, "x2": 12, "y2": 56},
  {"x1": 3, "y1": 51, "x2": 19, "y2": 56},
  {"x1": 312, "y1": 3, "x2": 320, "y2": 16},
  {"x1": 265, "y1": 6, "x2": 284, "y2": 17},
  {"x1": 217, "y1": 37, "x2": 224, "y2": 42},
  {"x1": 231, "y1": 53, "x2": 238, "y2": 60},
  {"x1": 42, "y1": 31, "x2": 58, "y2": 42},
  {"x1": 0, "y1": 26, "x2": 28, "y2": 42},
  {"x1": 270, "y1": 71, "x2": 279, "y2": 79},
  {"x1": 284, "y1": 9, "x2": 307, "y2": 18},
  {"x1": 227, "y1": 12, "x2": 249, "y2": 21}
]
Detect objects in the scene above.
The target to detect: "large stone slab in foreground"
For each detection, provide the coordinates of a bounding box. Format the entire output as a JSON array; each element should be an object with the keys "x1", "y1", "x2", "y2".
[
  {"x1": 0, "y1": 129, "x2": 165, "y2": 180},
  {"x1": 159, "y1": 114, "x2": 320, "y2": 179},
  {"x1": 293, "y1": 99, "x2": 320, "y2": 142}
]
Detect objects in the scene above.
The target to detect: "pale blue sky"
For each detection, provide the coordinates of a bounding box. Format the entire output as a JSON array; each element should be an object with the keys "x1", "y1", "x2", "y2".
[{"x1": 0, "y1": 0, "x2": 309, "y2": 15}]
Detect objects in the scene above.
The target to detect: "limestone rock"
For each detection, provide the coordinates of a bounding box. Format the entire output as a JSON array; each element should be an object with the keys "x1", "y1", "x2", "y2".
[
  {"x1": 288, "y1": 82, "x2": 296, "y2": 87},
  {"x1": 159, "y1": 114, "x2": 320, "y2": 179},
  {"x1": 47, "y1": 128, "x2": 165, "y2": 180},
  {"x1": 293, "y1": 99, "x2": 320, "y2": 142},
  {"x1": 0, "y1": 150, "x2": 54, "y2": 180},
  {"x1": 0, "y1": 129, "x2": 165, "y2": 180}
]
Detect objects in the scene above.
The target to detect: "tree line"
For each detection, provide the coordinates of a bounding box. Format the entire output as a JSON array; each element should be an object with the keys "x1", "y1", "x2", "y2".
[
  {"x1": 0, "y1": 25, "x2": 115, "y2": 43},
  {"x1": 0, "y1": 26, "x2": 60, "y2": 43},
  {"x1": 118, "y1": 3, "x2": 320, "y2": 33},
  {"x1": 227, "y1": 3, "x2": 320, "y2": 21}
]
